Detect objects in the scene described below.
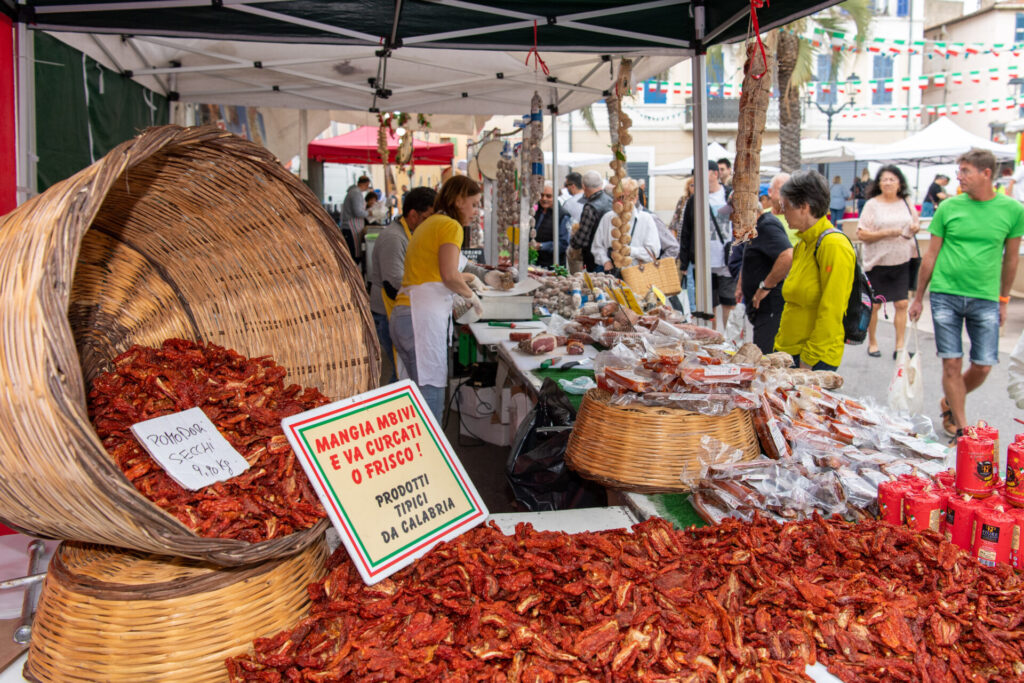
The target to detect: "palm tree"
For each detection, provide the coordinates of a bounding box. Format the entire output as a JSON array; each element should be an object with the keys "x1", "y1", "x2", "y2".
[{"x1": 777, "y1": 0, "x2": 873, "y2": 172}]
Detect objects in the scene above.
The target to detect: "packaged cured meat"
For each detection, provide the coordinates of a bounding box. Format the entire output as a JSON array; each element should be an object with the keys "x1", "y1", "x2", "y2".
[
  {"x1": 518, "y1": 333, "x2": 557, "y2": 355},
  {"x1": 678, "y1": 364, "x2": 757, "y2": 387},
  {"x1": 566, "y1": 339, "x2": 585, "y2": 355},
  {"x1": 752, "y1": 394, "x2": 790, "y2": 459},
  {"x1": 956, "y1": 433, "x2": 997, "y2": 497},
  {"x1": 676, "y1": 324, "x2": 725, "y2": 344},
  {"x1": 731, "y1": 342, "x2": 763, "y2": 367},
  {"x1": 509, "y1": 331, "x2": 533, "y2": 342},
  {"x1": 604, "y1": 367, "x2": 662, "y2": 393},
  {"x1": 972, "y1": 505, "x2": 1013, "y2": 567}
]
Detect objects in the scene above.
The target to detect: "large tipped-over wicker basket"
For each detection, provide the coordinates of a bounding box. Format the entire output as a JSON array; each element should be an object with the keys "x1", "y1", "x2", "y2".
[
  {"x1": 565, "y1": 389, "x2": 760, "y2": 493},
  {"x1": 0, "y1": 125, "x2": 378, "y2": 565},
  {"x1": 25, "y1": 535, "x2": 328, "y2": 682}
]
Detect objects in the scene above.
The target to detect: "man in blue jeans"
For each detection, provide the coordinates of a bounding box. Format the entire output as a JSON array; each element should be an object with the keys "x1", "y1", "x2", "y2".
[{"x1": 910, "y1": 149, "x2": 1024, "y2": 440}]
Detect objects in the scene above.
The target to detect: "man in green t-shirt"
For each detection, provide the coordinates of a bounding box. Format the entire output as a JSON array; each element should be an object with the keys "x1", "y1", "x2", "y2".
[{"x1": 910, "y1": 149, "x2": 1024, "y2": 440}]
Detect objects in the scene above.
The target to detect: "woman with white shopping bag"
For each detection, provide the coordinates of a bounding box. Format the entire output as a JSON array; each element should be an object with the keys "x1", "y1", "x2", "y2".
[
  {"x1": 888, "y1": 323, "x2": 923, "y2": 415},
  {"x1": 390, "y1": 176, "x2": 485, "y2": 421}
]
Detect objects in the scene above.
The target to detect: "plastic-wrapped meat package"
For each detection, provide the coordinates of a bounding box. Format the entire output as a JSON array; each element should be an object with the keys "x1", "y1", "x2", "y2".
[
  {"x1": 676, "y1": 324, "x2": 725, "y2": 343},
  {"x1": 837, "y1": 467, "x2": 882, "y2": 514},
  {"x1": 678, "y1": 364, "x2": 757, "y2": 388},
  {"x1": 609, "y1": 391, "x2": 735, "y2": 415},
  {"x1": 604, "y1": 367, "x2": 667, "y2": 394},
  {"x1": 752, "y1": 393, "x2": 790, "y2": 459},
  {"x1": 545, "y1": 313, "x2": 571, "y2": 337},
  {"x1": 566, "y1": 339, "x2": 585, "y2": 355}
]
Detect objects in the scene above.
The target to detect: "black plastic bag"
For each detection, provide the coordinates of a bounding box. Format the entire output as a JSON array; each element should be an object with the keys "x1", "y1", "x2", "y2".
[{"x1": 505, "y1": 379, "x2": 607, "y2": 511}]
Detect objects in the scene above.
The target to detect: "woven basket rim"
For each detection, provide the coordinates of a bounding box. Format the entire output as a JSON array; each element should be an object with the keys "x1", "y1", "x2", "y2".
[{"x1": 48, "y1": 535, "x2": 324, "y2": 600}]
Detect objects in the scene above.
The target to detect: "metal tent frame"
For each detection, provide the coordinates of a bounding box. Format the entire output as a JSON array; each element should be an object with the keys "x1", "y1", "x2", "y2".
[{"x1": 7, "y1": 0, "x2": 843, "y2": 317}]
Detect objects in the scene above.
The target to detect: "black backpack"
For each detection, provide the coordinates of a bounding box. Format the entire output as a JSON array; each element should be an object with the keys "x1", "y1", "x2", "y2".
[{"x1": 813, "y1": 229, "x2": 873, "y2": 345}]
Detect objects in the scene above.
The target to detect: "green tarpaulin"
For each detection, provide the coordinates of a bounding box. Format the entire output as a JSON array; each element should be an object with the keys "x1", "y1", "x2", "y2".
[{"x1": 35, "y1": 32, "x2": 168, "y2": 191}]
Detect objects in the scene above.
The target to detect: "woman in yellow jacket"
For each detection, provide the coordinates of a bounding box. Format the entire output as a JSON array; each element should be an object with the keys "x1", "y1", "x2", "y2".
[{"x1": 774, "y1": 171, "x2": 857, "y2": 370}]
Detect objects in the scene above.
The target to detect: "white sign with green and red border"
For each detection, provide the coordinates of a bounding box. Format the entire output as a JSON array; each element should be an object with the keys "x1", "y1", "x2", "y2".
[{"x1": 282, "y1": 380, "x2": 488, "y2": 585}]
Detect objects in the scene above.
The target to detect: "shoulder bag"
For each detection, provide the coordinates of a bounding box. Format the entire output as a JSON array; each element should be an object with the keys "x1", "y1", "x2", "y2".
[{"x1": 904, "y1": 199, "x2": 922, "y2": 290}]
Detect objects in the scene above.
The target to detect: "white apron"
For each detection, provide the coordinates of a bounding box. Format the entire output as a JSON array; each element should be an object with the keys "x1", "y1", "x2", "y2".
[{"x1": 406, "y1": 253, "x2": 468, "y2": 388}]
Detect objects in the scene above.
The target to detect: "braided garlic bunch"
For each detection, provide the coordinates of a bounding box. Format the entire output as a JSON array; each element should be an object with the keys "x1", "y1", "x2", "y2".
[{"x1": 607, "y1": 59, "x2": 635, "y2": 269}]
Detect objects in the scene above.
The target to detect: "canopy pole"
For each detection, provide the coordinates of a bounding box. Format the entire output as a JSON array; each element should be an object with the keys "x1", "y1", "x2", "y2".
[
  {"x1": 14, "y1": 21, "x2": 35, "y2": 207},
  {"x1": 551, "y1": 104, "x2": 560, "y2": 267},
  {"x1": 691, "y1": 32, "x2": 713, "y2": 323},
  {"x1": 299, "y1": 109, "x2": 308, "y2": 182}
]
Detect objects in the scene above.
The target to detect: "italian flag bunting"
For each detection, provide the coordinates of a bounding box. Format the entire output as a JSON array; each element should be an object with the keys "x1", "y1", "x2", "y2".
[
  {"x1": 951, "y1": 73, "x2": 964, "y2": 85},
  {"x1": 932, "y1": 73, "x2": 946, "y2": 87},
  {"x1": 969, "y1": 71, "x2": 981, "y2": 83},
  {"x1": 917, "y1": 76, "x2": 930, "y2": 89}
]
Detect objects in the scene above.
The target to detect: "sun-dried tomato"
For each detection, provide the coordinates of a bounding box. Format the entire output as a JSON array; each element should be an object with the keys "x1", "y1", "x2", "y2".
[
  {"x1": 226, "y1": 515, "x2": 1024, "y2": 681},
  {"x1": 88, "y1": 339, "x2": 327, "y2": 542}
]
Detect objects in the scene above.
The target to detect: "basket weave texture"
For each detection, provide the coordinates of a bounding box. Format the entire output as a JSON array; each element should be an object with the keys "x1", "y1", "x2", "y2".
[
  {"x1": 0, "y1": 125, "x2": 378, "y2": 564},
  {"x1": 25, "y1": 535, "x2": 328, "y2": 682},
  {"x1": 565, "y1": 389, "x2": 760, "y2": 493}
]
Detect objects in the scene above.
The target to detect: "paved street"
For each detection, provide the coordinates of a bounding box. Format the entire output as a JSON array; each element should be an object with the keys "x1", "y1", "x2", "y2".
[{"x1": 837, "y1": 298, "x2": 1024, "y2": 458}]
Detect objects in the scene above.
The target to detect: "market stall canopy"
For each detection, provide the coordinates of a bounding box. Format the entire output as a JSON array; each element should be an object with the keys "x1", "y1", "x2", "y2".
[
  {"x1": 308, "y1": 126, "x2": 453, "y2": 165},
  {"x1": 21, "y1": 1, "x2": 844, "y2": 115},
  {"x1": 649, "y1": 142, "x2": 731, "y2": 176},
  {"x1": 854, "y1": 118, "x2": 1018, "y2": 164},
  {"x1": 758, "y1": 138, "x2": 876, "y2": 165}
]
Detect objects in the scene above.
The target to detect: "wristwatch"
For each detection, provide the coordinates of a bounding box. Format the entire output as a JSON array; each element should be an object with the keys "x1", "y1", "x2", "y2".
[{"x1": 758, "y1": 280, "x2": 774, "y2": 291}]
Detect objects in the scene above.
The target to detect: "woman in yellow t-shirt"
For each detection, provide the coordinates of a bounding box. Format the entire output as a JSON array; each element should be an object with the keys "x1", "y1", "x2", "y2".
[{"x1": 389, "y1": 176, "x2": 483, "y2": 421}]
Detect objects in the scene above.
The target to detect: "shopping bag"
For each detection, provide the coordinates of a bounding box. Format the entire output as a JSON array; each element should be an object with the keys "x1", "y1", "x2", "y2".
[
  {"x1": 888, "y1": 324, "x2": 923, "y2": 415},
  {"x1": 724, "y1": 302, "x2": 746, "y2": 344}
]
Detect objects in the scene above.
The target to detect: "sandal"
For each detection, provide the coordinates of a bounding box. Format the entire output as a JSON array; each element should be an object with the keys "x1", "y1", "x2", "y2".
[
  {"x1": 868, "y1": 347, "x2": 881, "y2": 358},
  {"x1": 939, "y1": 397, "x2": 956, "y2": 437}
]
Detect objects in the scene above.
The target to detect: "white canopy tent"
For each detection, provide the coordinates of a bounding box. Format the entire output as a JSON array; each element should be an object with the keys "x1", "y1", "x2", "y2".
[
  {"x1": 854, "y1": 118, "x2": 1018, "y2": 164},
  {"x1": 11, "y1": 0, "x2": 845, "y2": 317},
  {"x1": 649, "y1": 142, "x2": 731, "y2": 177},
  {"x1": 759, "y1": 138, "x2": 876, "y2": 165}
]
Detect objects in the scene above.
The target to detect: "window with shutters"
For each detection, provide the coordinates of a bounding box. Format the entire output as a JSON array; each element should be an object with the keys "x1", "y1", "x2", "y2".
[
  {"x1": 872, "y1": 54, "x2": 894, "y2": 105},
  {"x1": 817, "y1": 54, "x2": 837, "y2": 106}
]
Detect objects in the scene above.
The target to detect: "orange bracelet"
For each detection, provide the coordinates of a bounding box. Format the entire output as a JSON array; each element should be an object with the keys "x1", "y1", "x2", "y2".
[{"x1": 999, "y1": 296, "x2": 1010, "y2": 303}]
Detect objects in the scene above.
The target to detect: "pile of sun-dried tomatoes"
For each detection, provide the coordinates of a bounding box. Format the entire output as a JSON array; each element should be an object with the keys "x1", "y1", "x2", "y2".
[
  {"x1": 227, "y1": 514, "x2": 1023, "y2": 681},
  {"x1": 89, "y1": 339, "x2": 328, "y2": 542}
]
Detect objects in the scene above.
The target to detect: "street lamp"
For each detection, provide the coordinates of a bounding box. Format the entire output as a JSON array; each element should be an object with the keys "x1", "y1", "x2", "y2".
[{"x1": 807, "y1": 73, "x2": 859, "y2": 140}]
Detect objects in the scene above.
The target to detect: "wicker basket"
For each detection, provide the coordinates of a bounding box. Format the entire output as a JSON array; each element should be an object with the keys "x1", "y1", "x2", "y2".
[
  {"x1": 25, "y1": 535, "x2": 327, "y2": 682},
  {"x1": 619, "y1": 257, "x2": 682, "y2": 296},
  {"x1": 0, "y1": 125, "x2": 378, "y2": 564},
  {"x1": 565, "y1": 389, "x2": 760, "y2": 493}
]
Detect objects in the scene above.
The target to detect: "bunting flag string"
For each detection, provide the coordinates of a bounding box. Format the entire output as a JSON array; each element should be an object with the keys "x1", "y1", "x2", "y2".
[
  {"x1": 636, "y1": 61, "x2": 1021, "y2": 99},
  {"x1": 837, "y1": 95, "x2": 1024, "y2": 120},
  {"x1": 800, "y1": 26, "x2": 1024, "y2": 58}
]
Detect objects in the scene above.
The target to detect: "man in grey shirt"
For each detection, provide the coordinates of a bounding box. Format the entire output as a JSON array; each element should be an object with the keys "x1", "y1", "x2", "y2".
[
  {"x1": 368, "y1": 187, "x2": 437, "y2": 382},
  {"x1": 341, "y1": 175, "x2": 372, "y2": 263}
]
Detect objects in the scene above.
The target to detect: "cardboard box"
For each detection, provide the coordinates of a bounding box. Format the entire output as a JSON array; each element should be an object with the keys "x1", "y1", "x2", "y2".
[
  {"x1": 457, "y1": 384, "x2": 501, "y2": 419},
  {"x1": 459, "y1": 412, "x2": 514, "y2": 446}
]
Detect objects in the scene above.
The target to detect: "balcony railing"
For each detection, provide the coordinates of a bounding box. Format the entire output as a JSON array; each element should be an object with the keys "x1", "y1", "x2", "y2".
[{"x1": 682, "y1": 98, "x2": 780, "y2": 127}]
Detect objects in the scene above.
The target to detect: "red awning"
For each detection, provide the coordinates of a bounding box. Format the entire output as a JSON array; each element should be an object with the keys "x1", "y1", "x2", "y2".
[{"x1": 307, "y1": 126, "x2": 454, "y2": 166}]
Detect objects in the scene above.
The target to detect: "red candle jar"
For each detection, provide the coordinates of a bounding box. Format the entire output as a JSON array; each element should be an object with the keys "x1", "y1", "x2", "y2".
[
  {"x1": 956, "y1": 435, "x2": 997, "y2": 497},
  {"x1": 904, "y1": 489, "x2": 944, "y2": 533},
  {"x1": 972, "y1": 505, "x2": 1014, "y2": 568}
]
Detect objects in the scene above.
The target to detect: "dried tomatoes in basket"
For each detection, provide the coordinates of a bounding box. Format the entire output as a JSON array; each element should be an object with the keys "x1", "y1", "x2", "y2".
[{"x1": 89, "y1": 339, "x2": 328, "y2": 542}]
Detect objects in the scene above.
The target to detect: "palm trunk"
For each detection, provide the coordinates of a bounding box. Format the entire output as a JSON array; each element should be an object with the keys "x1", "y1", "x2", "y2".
[{"x1": 776, "y1": 31, "x2": 802, "y2": 173}]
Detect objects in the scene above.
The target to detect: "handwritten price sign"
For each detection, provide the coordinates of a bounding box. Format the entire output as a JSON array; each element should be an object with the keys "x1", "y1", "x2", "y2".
[{"x1": 130, "y1": 407, "x2": 250, "y2": 491}]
